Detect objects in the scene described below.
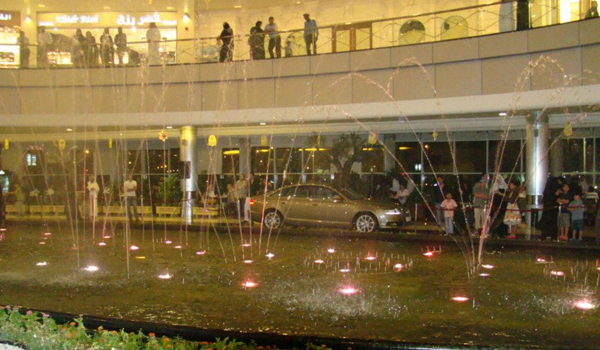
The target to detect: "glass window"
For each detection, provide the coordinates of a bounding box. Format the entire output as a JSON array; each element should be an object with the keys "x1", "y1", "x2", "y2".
[
  {"x1": 395, "y1": 142, "x2": 421, "y2": 173},
  {"x1": 168, "y1": 148, "x2": 180, "y2": 175},
  {"x1": 563, "y1": 139, "x2": 584, "y2": 173},
  {"x1": 222, "y1": 148, "x2": 239, "y2": 175},
  {"x1": 251, "y1": 147, "x2": 275, "y2": 174},
  {"x1": 361, "y1": 146, "x2": 384, "y2": 173},
  {"x1": 313, "y1": 186, "x2": 335, "y2": 199},
  {"x1": 147, "y1": 149, "x2": 168, "y2": 174},
  {"x1": 489, "y1": 140, "x2": 523, "y2": 173},
  {"x1": 276, "y1": 148, "x2": 302, "y2": 174},
  {"x1": 303, "y1": 148, "x2": 331, "y2": 173},
  {"x1": 424, "y1": 142, "x2": 454, "y2": 173},
  {"x1": 455, "y1": 141, "x2": 486, "y2": 173},
  {"x1": 127, "y1": 150, "x2": 142, "y2": 174}
]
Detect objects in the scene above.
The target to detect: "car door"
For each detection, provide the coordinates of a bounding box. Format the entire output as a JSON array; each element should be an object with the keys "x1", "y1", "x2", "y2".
[
  {"x1": 311, "y1": 186, "x2": 354, "y2": 226},
  {"x1": 278, "y1": 185, "x2": 313, "y2": 224}
]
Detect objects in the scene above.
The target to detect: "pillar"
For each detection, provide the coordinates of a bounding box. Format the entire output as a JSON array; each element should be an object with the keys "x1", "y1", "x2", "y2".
[
  {"x1": 239, "y1": 137, "x2": 250, "y2": 176},
  {"x1": 180, "y1": 126, "x2": 197, "y2": 224},
  {"x1": 383, "y1": 134, "x2": 397, "y2": 172},
  {"x1": 525, "y1": 113, "x2": 549, "y2": 234},
  {"x1": 550, "y1": 129, "x2": 564, "y2": 177}
]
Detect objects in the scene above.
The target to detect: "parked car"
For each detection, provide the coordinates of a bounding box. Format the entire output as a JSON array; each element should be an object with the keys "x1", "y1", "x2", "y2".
[{"x1": 250, "y1": 184, "x2": 411, "y2": 233}]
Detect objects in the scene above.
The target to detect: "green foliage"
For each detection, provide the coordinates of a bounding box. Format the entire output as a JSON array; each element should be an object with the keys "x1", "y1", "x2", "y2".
[
  {"x1": 159, "y1": 176, "x2": 182, "y2": 206},
  {"x1": 0, "y1": 307, "x2": 331, "y2": 350}
]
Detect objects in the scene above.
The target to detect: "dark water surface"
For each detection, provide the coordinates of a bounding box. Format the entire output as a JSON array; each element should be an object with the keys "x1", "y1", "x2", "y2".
[{"x1": 0, "y1": 224, "x2": 599, "y2": 348}]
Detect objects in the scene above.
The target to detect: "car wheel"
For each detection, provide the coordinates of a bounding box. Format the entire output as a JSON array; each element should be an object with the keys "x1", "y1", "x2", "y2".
[
  {"x1": 263, "y1": 210, "x2": 283, "y2": 229},
  {"x1": 354, "y1": 213, "x2": 378, "y2": 233}
]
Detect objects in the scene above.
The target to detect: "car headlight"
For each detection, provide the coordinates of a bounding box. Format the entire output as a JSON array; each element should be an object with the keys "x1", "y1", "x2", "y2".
[{"x1": 385, "y1": 208, "x2": 401, "y2": 215}]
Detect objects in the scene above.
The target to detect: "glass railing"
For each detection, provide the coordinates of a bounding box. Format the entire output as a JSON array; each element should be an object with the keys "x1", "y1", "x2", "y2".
[{"x1": 1, "y1": 0, "x2": 596, "y2": 69}]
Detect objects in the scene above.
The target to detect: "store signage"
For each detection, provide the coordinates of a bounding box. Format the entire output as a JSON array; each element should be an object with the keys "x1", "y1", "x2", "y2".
[
  {"x1": 55, "y1": 14, "x2": 99, "y2": 24},
  {"x1": 0, "y1": 11, "x2": 21, "y2": 27},
  {"x1": 38, "y1": 12, "x2": 177, "y2": 28}
]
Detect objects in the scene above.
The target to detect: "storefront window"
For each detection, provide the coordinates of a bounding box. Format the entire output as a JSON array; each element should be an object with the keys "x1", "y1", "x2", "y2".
[
  {"x1": 563, "y1": 138, "x2": 584, "y2": 173},
  {"x1": 455, "y1": 141, "x2": 486, "y2": 173},
  {"x1": 303, "y1": 148, "x2": 331, "y2": 174},
  {"x1": 127, "y1": 150, "x2": 142, "y2": 174},
  {"x1": 276, "y1": 148, "x2": 302, "y2": 174},
  {"x1": 168, "y1": 148, "x2": 179, "y2": 175},
  {"x1": 222, "y1": 148, "x2": 239, "y2": 175},
  {"x1": 489, "y1": 140, "x2": 523, "y2": 173},
  {"x1": 147, "y1": 149, "x2": 168, "y2": 174},
  {"x1": 36, "y1": 12, "x2": 177, "y2": 67},
  {"x1": 424, "y1": 142, "x2": 454, "y2": 173},
  {"x1": 251, "y1": 147, "x2": 275, "y2": 174},
  {"x1": 395, "y1": 142, "x2": 421, "y2": 173},
  {"x1": 0, "y1": 12, "x2": 21, "y2": 68},
  {"x1": 361, "y1": 146, "x2": 384, "y2": 173}
]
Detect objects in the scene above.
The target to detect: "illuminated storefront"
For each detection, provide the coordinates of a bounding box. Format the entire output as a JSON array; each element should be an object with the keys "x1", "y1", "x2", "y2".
[
  {"x1": 0, "y1": 11, "x2": 21, "y2": 68},
  {"x1": 37, "y1": 11, "x2": 177, "y2": 66}
]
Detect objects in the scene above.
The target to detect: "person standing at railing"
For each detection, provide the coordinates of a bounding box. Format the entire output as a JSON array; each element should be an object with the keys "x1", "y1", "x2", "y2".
[
  {"x1": 18, "y1": 31, "x2": 30, "y2": 69},
  {"x1": 100, "y1": 28, "x2": 114, "y2": 67},
  {"x1": 586, "y1": 1, "x2": 599, "y2": 18},
  {"x1": 516, "y1": 0, "x2": 530, "y2": 31},
  {"x1": 72, "y1": 29, "x2": 86, "y2": 68},
  {"x1": 147, "y1": 22, "x2": 162, "y2": 66},
  {"x1": 249, "y1": 21, "x2": 265, "y2": 60},
  {"x1": 115, "y1": 27, "x2": 128, "y2": 66},
  {"x1": 218, "y1": 22, "x2": 234, "y2": 63},
  {"x1": 303, "y1": 13, "x2": 318, "y2": 55},
  {"x1": 264, "y1": 17, "x2": 282, "y2": 59},
  {"x1": 37, "y1": 26, "x2": 52, "y2": 68},
  {"x1": 84, "y1": 31, "x2": 98, "y2": 68}
]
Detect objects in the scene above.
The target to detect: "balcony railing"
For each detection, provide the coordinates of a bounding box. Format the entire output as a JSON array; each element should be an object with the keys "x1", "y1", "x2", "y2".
[{"x1": 1, "y1": 0, "x2": 597, "y2": 69}]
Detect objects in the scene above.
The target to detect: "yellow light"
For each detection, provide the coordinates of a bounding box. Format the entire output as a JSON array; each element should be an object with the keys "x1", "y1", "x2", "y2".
[
  {"x1": 398, "y1": 146, "x2": 412, "y2": 151},
  {"x1": 223, "y1": 150, "x2": 240, "y2": 156}
]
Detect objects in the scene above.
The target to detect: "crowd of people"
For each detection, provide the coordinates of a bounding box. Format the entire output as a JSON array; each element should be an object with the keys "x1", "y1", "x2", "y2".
[{"x1": 388, "y1": 173, "x2": 598, "y2": 242}]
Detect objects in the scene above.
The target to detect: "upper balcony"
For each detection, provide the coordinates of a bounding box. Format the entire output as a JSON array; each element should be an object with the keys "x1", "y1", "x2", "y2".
[{"x1": 0, "y1": 1, "x2": 600, "y2": 133}]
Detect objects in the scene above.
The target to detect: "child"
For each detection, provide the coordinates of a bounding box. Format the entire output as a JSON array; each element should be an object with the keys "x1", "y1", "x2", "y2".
[
  {"x1": 285, "y1": 40, "x2": 293, "y2": 57},
  {"x1": 440, "y1": 192, "x2": 458, "y2": 235},
  {"x1": 569, "y1": 193, "x2": 585, "y2": 242}
]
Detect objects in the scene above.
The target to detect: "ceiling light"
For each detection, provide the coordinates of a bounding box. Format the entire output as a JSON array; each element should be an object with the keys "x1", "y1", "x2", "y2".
[
  {"x1": 38, "y1": 4, "x2": 45, "y2": 8},
  {"x1": 183, "y1": 13, "x2": 190, "y2": 21},
  {"x1": 167, "y1": 6, "x2": 175, "y2": 10},
  {"x1": 66, "y1": 128, "x2": 73, "y2": 132},
  {"x1": 259, "y1": 122, "x2": 267, "y2": 126},
  {"x1": 234, "y1": 5, "x2": 242, "y2": 8},
  {"x1": 499, "y1": 112, "x2": 507, "y2": 116},
  {"x1": 166, "y1": 125, "x2": 173, "y2": 129},
  {"x1": 104, "y1": 6, "x2": 110, "y2": 10}
]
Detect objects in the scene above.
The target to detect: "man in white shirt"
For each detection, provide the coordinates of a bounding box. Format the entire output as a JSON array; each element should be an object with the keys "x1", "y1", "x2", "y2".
[
  {"x1": 146, "y1": 22, "x2": 161, "y2": 65},
  {"x1": 124, "y1": 174, "x2": 139, "y2": 222},
  {"x1": 264, "y1": 17, "x2": 281, "y2": 59},
  {"x1": 303, "y1": 13, "x2": 318, "y2": 55},
  {"x1": 37, "y1": 26, "x2": 53, "y2": 68},
  {"x1": 87, "y1": 176, "x2": 100, "y2": 220}
]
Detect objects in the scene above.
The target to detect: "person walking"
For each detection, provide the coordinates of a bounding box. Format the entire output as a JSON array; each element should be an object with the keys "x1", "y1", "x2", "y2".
[
  {"x1": 235, "y1": 174, "x2": 248, "y2": 223},
  {"x1": 264, "y1": 17, "x2": 281, "y2": 58},
  {"x1": 124, "y1": 174, "x2": 139, "y2": 222},
  {"x1": 18, "y1": 31, "x2": 30, "y2": 68},
  {"x1": 249, "y1": 21, "x2": 265, "y2": 60},
  {"x1": 303, "y1": 13, "x2": 318, "y2": 55},
  {"x1": 115, "y1": 27, "x2": 128, "y2": 65},
  {"x1": 218, "y1": 22, "x2": 234, "y2": 63},
  {"x1": 37, "y1": 26, "x2": 52, "y2": 68},
  {"x1": 146, "y1": 22, "x2": 161, "y2": 65},
  {"x1": 87, "y1": 176, "x2": 100, "y2": 221},
  {"x1": 100, "y1": 28, "x2": 114, "y2": 67}
]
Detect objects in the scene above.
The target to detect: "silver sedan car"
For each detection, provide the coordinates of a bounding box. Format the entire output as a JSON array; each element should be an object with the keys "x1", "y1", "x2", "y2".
[{"x1": 250, "y1": 184, "x2": 411, "y2": 232}]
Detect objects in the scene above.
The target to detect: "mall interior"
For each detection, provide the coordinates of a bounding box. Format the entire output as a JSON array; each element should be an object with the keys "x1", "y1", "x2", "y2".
[{"x1": 0, "y1": 0, "x2": 599, "y2": 220}]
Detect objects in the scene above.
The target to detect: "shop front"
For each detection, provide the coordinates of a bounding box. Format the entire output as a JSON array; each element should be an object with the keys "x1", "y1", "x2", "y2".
[
  {"x1": 0, "y1": 11, "x2": 21, "y2": 68},
  {"x1": 37, "y1": 11, "x2": 177, "y2": 67}
]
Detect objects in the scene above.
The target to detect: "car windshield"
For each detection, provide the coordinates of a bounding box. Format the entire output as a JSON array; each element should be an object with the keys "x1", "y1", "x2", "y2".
[{"x1": 338, "y1": 188, "x2": 365, "y2": 200}]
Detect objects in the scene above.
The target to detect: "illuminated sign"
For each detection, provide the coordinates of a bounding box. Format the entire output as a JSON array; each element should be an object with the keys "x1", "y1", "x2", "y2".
[
  {"x1": 0, "y1": 11, "x2": 21, "y2": 27},
  {"x1": 38, "y1": 12, "x2": 177, "y2": 28},
  {"x1": 55, "y1": 14, "x2": 99, "y2": 24}
]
